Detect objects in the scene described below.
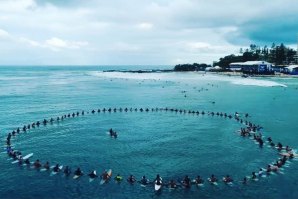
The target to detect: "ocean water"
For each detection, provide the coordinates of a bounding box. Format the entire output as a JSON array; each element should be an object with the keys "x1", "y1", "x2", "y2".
[{"x1": 0, "y1": 66, "x2": 298, "y2": 199}]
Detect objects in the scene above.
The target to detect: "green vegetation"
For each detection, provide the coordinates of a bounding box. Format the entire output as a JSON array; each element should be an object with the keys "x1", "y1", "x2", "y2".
[
  {"x1": 174, "y1": 63, "x2": 211, "y2": 71},
  {"x1": 214, "y1": 43, "x2": 297, "y2": 69},
  {"x1": 174, "y1": 43, "x2": 297, "y2": 71}
]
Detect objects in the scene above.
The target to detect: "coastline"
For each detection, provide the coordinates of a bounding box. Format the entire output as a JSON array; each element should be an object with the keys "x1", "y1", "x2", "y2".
[{"x1": 102, "y1": 69, "x2": 298, "y2": 78}]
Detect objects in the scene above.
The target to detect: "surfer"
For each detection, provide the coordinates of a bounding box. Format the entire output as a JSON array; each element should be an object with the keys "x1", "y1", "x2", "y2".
[
  {"x1": 43, "y1": 162, "x2": 50, "y2": 170},
  {"x1": 168, "y1": 180, "x2": 177, "y2": 188},
  {"x1": 127, "y1": 175, "x2": 136, "y2": 184},
  {"x1": 194, "y1": 175, "x2": 204, "y2": 185},
  {"x1": 242, "y1": 177, "x2": 247, "y2": 184},
  {"x1": 252, "y1": 172, "x2": 257, "y2": 180},
  {"x1": 88, "y1": 170, "x2": 98, "y2": 178},
  {"x1": 209, "y1": 174, "x2": 217, "y2": 183},
  {"x1": 182, "y1": 175, "x2": 191, "y2": 188},
  {"x1": 140, "y1": 176, "x2": 149, "y2": 185},
  {"x1": 63, "y1": 166, "x2": 71, "y2": 175},
  {"x1": 33, "y1": 159, "x2": 41, "y2": 168},
  {"x1": 258, "y1": 168, "x2": 264, "y2": 176},
  {"x1": 24, "y1": 158, "x2": 30, "y2": 165},
  {"x1": 74, "y1": 168, "x2": 83, "y2": 176},
  {"x1": 53, "y1": 164, "x2": 61, "y2": 173},
  {"x1": 223, "y1": 175, "x2": 233, "y2": 183},
  {"x1": 114, "y1": 174, "x2": 123, "y2": 182},
  {"x1": 101, "y1": 170, "x2": 110, "y2": 180}
]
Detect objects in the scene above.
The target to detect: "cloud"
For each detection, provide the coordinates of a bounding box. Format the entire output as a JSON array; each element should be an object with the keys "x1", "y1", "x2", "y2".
[
  {"x1": 0, "y1": 0, "x2": 297, "y2": 65},
  {"x1": 137, "y1": 22, "x2": 154, "y2": 30}
]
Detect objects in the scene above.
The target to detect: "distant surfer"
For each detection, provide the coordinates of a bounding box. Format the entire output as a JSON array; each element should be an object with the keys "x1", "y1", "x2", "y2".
[
  {"x1": 140, "y1": 176, "x2": 149, "y2": 185},
  {"x1": 88, "y1": 170, "x2": 98, "y2": 178},
  {"x1": 114, "y1": 174, "x2": 123, "y2": 182},
  {"x1": 33, "y1": 159, "x2": 41, "y2": 168},
  {"x1": 74, "y1": 168, "x2": 83, "y2": 176},
  {"x1": 127, "y1": 175, "x2": 136, "y2": 184},
  {"x1": 63, "y1": 166, "x2": 71, "y2": 175}
]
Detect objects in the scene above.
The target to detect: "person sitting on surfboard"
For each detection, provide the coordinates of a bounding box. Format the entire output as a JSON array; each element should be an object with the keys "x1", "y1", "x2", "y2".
[
  {"x1": 53, "y1": 164, "x2": 60, "y2": 173},
  {"x1": 223, "y1": 175, "x2": 233, "y2": 183},
  {"x1": 242, "y1": 177, "x2": 247, "y2": 184},
  {"x1": 182, "y1": 175, "x2": 191, "y2": 188},
  {"x1": 33, "y1": 159, "x2": 41, "y2": 168},
  {"x1": 258, "y1": 168, "x2": 264, "y2": 176},
  {"x1": 24, "y1": 158, "x2": 30, "y2": 165},
  {"x1": 88, "y1": 170, "x2": 97, "y2": 178},
  {"x1": 140, "y1": 176, "x2": 149, "y2": 185},
  {"x1": 194, "y1": 176, "x2": 204, "y2": 185},
  {"x1": 127, "y1": 175, "x2": 136, "y2": 183},
  {"x1": 64, "y1": 166, "x2": 71, "y2": 175},
  {"x1": 101, "y1": 170, "x2": 110, "y2": 180},
  {"x1": 252, "y1": 172, "x2": 257, "y2": 179},
  {"x1": 168, "y1": 180, "x2": 177, "y2": 188},
  {"x1": 277, "y1": 142, "x2": 283, "y2": 150},
  {"x1": 109, "y1": 128, "x2": 113, "y2": 136},
  {"x1": 209, "y1": 174, "x2": 217, "y2": 183},
  {"x1": 114, "y1": 174, "x2": 123, "y2": 182},
  {"x1": 154, "y1": 174, "x2": 162, "y2": 182},
  {"x1": 74, "y1": 168, "x2": 83, "y2": 176},
  {"x1": 44, "y1": 162, "x2": 50, "y2": 170}
]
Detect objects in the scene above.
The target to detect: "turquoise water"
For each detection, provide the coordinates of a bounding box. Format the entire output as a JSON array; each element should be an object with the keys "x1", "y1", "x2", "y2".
[{"x1": 1, "y1": 66, "x2": 298, "y2": 199}]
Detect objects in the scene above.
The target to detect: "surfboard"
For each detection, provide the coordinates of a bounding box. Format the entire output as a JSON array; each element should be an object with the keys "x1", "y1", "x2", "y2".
[
  {"x1": 73, "y1": 173, "x2": 84, "y2": 179},
  {"x1": 11, "y1": 153, "x2": 33, "y2": 164},
  {"x1": 208, "y1": 178, "x2": 218, "y2": 185},
  {"x1": 100, "y1": 169, "x2": 112, "y2": 185},
  {"x1": 155, "y1": 183, "x2": 162, "y2": 191}
]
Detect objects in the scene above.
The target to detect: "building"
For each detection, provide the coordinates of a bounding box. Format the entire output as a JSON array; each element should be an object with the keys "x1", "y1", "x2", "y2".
[
  {"x1": 229, "y1": 61, "x2": 273, "y2": 74},
  {"x1": 285, "y1": 65, "x2": 298, "y2": 75}
]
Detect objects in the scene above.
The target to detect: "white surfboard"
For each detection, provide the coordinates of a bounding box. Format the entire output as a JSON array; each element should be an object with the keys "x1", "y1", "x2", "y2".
[{"x1": 11, "y1": 153, "x2": 33, "y2": 164}]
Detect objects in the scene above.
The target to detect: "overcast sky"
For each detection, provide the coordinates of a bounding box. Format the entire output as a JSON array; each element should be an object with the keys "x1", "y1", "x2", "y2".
[{"x1": 0, "y1": 0, "x2": 297, "y2": 65}]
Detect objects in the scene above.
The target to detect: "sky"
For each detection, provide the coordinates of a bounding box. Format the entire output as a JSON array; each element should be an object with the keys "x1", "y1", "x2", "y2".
[{"x1": 0, "y1": 0, "x2": 297, "y2": 65}]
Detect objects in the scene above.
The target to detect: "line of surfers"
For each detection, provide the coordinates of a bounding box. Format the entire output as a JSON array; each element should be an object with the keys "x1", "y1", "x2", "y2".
[
  {"x1": 4, "y1": 108, "x2": 252, "y2": 144},
  {"x1": 4, "y1": 142, "x2": 295, "y2": 189}
]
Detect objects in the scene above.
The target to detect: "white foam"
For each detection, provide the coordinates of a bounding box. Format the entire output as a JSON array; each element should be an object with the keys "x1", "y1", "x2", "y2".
[
  {"x1": 230, "y1": 78, "x2": 287, "y2": 87},
  {"x1": 88, "y1": 71, "x2": 288, "y2": 87}
]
